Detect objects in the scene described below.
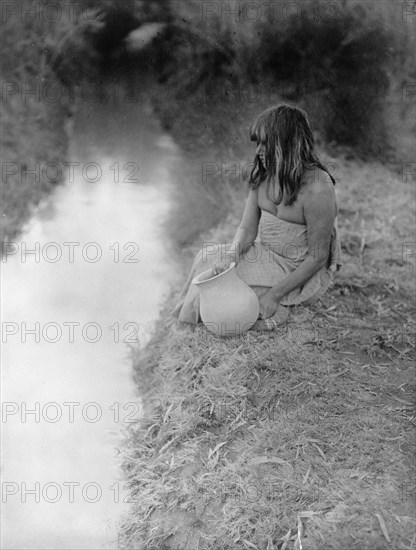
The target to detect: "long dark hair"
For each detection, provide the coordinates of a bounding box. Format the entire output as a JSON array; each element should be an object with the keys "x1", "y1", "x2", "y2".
[{"x1": 249, "y1": 104, "x2": 335, "y2": 205}]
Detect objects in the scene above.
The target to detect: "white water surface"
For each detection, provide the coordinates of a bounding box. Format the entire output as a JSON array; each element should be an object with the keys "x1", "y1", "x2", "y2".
[{"x1": 1, "y1": 98, "x2": 180, "y2": 549}]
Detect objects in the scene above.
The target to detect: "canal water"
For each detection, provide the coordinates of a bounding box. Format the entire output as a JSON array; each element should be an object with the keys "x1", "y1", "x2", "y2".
[{"x1": 1, "y1": 97, "x2": 179, "y2": 549}]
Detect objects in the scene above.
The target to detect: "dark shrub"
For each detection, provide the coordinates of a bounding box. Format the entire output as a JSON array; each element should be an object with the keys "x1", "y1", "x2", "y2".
[{"x1": 252, "y1": 4, "x2": 393, "y2": 156}]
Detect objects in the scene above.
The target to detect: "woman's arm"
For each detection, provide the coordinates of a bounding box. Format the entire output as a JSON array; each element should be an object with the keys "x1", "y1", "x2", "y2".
[
  {"x1": 272, "y1": 194, "x2": 335, "y2": 300},
  {"x1": 213, "y1": 189, "x2": 260, "y2": 274},
  {"x1": 229, "y1": 188, "x2": 261, "y2": 259},
  {"x1": 259, "y1": 182, "x2": 336, "y2": 317}
]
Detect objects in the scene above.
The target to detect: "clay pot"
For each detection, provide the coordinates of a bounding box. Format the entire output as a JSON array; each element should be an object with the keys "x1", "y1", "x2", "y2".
[{"x1": 192, "y1": 262, "x2": 260, "y2": 337}]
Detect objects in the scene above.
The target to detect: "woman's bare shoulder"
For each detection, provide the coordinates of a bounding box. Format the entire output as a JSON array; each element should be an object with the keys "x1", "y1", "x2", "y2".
[
  {"x1": 303, "y1": 166, "x2": 334, "y2": 186},
  {"x1": 302, "y1": 168, "x2": 336, "y2": 199},
  {"x1": 301, "y1": 168, "x2": 337, "y2": 218}
]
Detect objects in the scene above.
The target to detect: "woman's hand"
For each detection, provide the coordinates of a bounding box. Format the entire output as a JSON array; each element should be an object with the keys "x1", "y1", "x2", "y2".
[
  {"x1": 258, "y1": 290, "x2": 279, "y2": 319},
  {"x1": 212, "y1": 251, "x2": 238, "y2": 276}
]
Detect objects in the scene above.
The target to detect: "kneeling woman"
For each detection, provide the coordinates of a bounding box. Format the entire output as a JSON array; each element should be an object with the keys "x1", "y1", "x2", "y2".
[{"x1": 173, "y1": 104, "x2": 342, "y2": 330}]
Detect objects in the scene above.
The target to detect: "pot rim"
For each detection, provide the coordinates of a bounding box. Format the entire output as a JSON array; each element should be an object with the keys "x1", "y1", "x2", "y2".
[{"x1": 192, "y1": 262, "x2": 236, "y2": 285}]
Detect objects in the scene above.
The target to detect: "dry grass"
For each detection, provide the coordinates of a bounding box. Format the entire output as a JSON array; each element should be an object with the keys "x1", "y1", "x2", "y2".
[{"x1": 120, "y1": 151, "x2": 415, "y2": 549}]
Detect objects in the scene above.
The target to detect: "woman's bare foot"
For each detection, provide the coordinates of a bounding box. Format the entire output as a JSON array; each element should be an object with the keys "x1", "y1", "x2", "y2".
[{"x1": 249, "y1": 304, "x2": 289, "y2": 331}]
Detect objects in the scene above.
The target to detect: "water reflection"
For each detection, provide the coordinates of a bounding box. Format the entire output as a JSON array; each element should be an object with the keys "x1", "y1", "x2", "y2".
[{"x1": 1, "y1": 98, "x2": 179, "y2": 549}]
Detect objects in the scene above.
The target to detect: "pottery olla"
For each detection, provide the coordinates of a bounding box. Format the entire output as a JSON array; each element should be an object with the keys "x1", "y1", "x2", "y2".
[{"x1": 192, "y1": 262, "x2": 260, "y2": 337}]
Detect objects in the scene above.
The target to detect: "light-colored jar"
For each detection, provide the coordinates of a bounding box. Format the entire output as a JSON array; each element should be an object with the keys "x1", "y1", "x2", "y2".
[{"x1": 192, "y1": 263, "x2": 260, "y2": 337}]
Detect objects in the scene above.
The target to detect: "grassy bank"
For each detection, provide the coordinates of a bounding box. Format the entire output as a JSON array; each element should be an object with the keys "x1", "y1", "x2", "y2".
[
  {"x1": 0, "y1": 1, "x2": 74, "y2": 243},
  {"x1": 1, "y1": 92, "x2": 70, "y2": 244},
  {"x1": 120, "y1": 88, "x2": 415, "y2": 549}
]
